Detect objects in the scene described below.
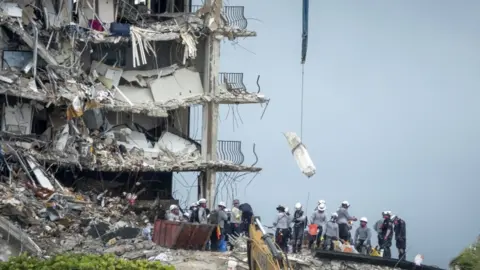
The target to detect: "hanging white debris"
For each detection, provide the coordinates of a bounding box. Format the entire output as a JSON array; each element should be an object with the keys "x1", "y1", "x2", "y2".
[{"x1": 284, "y1": 132, "x2": 316, "y2": 177}]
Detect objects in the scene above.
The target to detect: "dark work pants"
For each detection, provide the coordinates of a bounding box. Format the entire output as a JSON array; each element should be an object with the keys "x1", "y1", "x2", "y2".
[
  {"x1": 292, "y1": 226, "x2": 304, "y2": 253},
  {"x1": 382, "y1": 238, "x2": 392, "y2": 258},
  {"x1": 308, "y1": 225, "x2": 323, "y2": 249},
  {"x1": 338, "y1": 223, "x2": 350, "y2": 242},
  {"x1": 241, "y1": 212, "x2": 253, "y2": 236},
  {"x1": 275, "y1": 228, "x2": 289, "y2": 253},
  {"x1": 322, "y1": 236, "x2": 335, "y2": 251},
  {"x1": 378, "y1": 235, "x2": 384, "y2": 248},
  {"x1": 396, "y1": 239, "x2": 406, "y2": 260}
]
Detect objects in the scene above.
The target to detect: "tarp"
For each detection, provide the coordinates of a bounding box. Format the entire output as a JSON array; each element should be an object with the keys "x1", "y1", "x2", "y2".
[
  {"x1": 152, "y1": 220, "x2": 215, "y2": 250},
  {"x1": 301, "y1": 0, "x2": 309, "y2": 64}
]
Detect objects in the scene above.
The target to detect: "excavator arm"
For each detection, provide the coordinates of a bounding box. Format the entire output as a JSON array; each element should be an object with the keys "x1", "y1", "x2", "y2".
[{"x1": 248, "y1": 217, "x2": 293, "y2": 270}]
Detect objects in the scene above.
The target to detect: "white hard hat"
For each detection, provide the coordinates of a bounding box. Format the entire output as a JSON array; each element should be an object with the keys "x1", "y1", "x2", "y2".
[
  {"x1": 295, "y1": 203, "x2": 302, "y2": 210},
  {"x1": 318, "y1": 200, "x2": 326, "y2": 205},
  {"x1": 218, "y1": 201, "x2": 226, "y2": 208},
  {"x1": 342, "y1": 201, "x2": 350, "y2": 207},
  {"x1": 198, "y1": 198, "x2": 207, "y2": 204},
  {"x1": 331, "y1": 212, "x2": 338, "y2": 218},
  {"x1": 317, "y1": 203, "x2": 326, "y2": 211},
  {"x1": 385, "y1": 211, "x2": 392, "y2": 216},
  {"x1": 285, "y1": 207, "x2": 289, "y2": 213},
  {"x1": 390, "y1": 215, "x2": 397, "y2": 221},
  {"x1": 191, "y1": 202, "x2": 198, "y2": 207},
  {"x1": 169, "y1": 204, "x2": 178, "y2": 211},
  {"x1": 360, "y1": 217, "x2": 368, "y2": 223}
]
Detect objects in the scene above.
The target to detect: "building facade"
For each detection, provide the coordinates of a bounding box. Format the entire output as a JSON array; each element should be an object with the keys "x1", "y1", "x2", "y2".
[{"x1": 0, "y1": 0, "x2": 265, "y2": 210}]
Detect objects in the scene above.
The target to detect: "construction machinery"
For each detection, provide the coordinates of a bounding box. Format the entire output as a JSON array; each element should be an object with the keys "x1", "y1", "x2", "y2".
[{"x1": 248, "y1": 217, "x2": 293, "y2": 270}]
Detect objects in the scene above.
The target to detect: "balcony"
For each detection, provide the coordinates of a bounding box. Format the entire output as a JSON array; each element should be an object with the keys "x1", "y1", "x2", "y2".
[
  {"x1": 197, "y1": 140, "x2": 245, "y2": 165},
  {"x1": 191, "y1": 5, "x2": 248, "y2": 30}
]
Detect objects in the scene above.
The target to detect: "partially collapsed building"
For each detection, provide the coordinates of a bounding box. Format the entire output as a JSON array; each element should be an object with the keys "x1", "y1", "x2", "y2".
[{"x1": 0, "y1": 0, "x2": 265, "y2": 212}]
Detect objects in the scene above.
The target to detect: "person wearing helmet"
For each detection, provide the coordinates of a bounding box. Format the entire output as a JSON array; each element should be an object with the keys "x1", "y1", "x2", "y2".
[
  {"x1": 309, "y1": 203, "x2": 327, "y2": 249},
  {"x1": 209, "y1": 201, "x2": 229, "y2": 251},
  {"x1": 374, "y1": 211, "x2": 386, "y2": 247},
  {"x1": 273, "y1": 205, "x2": 291, "y2": 252},
  {"x1": 167, "y1": 204, "x2": 182, "y2": 221},
  {"x1": 197, "y1": 198, "x2": 208, "y2": 224},
  {"x1": 336, "y1": 201, "x2": 357, "y2": 242},
  {"x1": 291, "y1": 202, "x2": 307, "y2": 253},
  {"x1": 230, "y1": 199, "x2": 242, "y2": 235},
  {"x1": 391, "y1": 215, "x2": 407, "y2": 260},
  {"x1": 354, "y1": 217, "x2": 372, "y2": 254},
  {"x1": 189, "y1": 202, "x2": 199, "y2": 223},
  {"x1": 322, "y1": 212, "x2": 340, "y2": 251},
  {"x1": 380, "y1": 211, "x2": 394, "y2": 258}
]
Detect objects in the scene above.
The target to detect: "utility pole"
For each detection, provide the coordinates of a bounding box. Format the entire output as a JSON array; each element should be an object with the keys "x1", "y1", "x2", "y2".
[{"x1": 201, "y1": 0, "x2": 222, "y2": 210}]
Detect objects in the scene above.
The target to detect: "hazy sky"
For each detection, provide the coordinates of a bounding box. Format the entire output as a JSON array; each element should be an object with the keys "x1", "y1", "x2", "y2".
[{"x1": 179, "y1": 0, "x2": 480, "y2": 267}]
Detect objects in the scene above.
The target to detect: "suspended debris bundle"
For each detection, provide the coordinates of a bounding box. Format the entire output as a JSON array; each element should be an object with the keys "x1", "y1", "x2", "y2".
[{"x1": 284, "y1": 132, "x2": 316, "y2": 177}]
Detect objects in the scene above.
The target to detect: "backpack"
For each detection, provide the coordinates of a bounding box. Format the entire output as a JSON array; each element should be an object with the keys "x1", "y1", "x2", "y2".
[{"x1": 208, "y1": 210, "x2": 219, "y2": 224}]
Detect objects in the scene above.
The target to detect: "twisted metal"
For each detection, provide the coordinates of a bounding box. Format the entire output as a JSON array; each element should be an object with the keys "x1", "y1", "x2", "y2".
[
  {"x1": 191, "y1": 5, "x2": 248, "y2": 30},
  {"x1": 196, "y1": 140, "x2": 245, "y2": 165}
]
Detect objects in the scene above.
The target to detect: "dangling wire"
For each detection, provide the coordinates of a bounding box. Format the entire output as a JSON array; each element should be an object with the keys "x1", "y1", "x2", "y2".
[{"x1": 300, "y1": 64, "x2": 305, "y2": 141}]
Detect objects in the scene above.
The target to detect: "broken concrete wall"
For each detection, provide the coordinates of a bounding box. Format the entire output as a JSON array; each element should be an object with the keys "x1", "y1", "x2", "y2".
[
  {"x1": 1, "y1": 103, "x2": 34, "y2": 135},
  {"x1": 193, "y1": 37, "x2": 206, "y2": 75}
]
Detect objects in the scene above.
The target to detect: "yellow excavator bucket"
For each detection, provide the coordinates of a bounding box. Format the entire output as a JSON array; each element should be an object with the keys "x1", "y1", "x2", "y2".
[{"x1": 248, "y1": 217, "x2": 293, "y2": 270}]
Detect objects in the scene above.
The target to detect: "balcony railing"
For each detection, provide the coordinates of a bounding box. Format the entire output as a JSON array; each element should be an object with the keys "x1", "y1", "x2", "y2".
[
  {"x1": 191, "y1": 5, "x2": 248, "y2": 30},
  {"x1": 218, "y1": 72, "x2": 247, "y2": 94},
  {"x1": 196, "y1": 140, "x2": 245, "y2": 165}
]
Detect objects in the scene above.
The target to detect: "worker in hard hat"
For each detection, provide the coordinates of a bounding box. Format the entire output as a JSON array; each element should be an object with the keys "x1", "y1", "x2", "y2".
[
  {"x1": 309, "y1": 203, "x2": 327, "y2": 249},
  {"x1": 391, "y1": 215, "x2": 407, "y2": 260},
  {"x1": 336, "y1": 201, "x2": 357, "y2": 242},
  {"x1": 188, "y1": 202, "x2": 199, "y2": 222},
  {"x1": 166, "y1": 204, "x2": 182, "y2": 221},
  {"x1": 322, "y1": 212, "x2": 339, "y2": 251},
  {"x1": 374, "y1": 211, "x2": 386, "y2": 248},
  {"x1": 209, "y1": 201, "x2": 229, "y2": 251},
  {"x1": 380, "y1": 211, "x2": 394, "y2": 258},
  {"x1": 354, "y1": 217, "x2": 372, "y2": 253},
  {"x1": 273, "y1": 205, "x2": 291, "y2": 252},
  {"x1": 230, "y1": 199, "x2": 242, "y2": 236},
  {"x1": 197, "y1": 198, "x2": 208, "y2": 224},
  {"x1": 291, "y1": 202, "x2": 307, "y2": 253}
]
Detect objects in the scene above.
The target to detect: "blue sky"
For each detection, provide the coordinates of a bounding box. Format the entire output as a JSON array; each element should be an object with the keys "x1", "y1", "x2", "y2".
[{"x1": 178, "y1": 0, "x2": 480, "y2": 267}]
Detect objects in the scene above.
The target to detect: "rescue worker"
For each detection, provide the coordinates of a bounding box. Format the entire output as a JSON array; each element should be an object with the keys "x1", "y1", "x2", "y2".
[
  {"x1": 285, "y1": 207, "x2": 292, "y2": 246},
  {"x1": 273, "y1": 205, "x2": 291, "y2": 253},
  {"x1": 230, "y1": 199, "x2": 242, "y2": 235},
  {"x1": 322, "y1": 212, "x2": 339, "y2": 251},
  {"x1": 391, "y1": 215, "x2": 407, "y2": 260},
  {"x1": 318, "y1": 200, "x2": 326, "y2": 206},
  {"x1": 380, "y1": 211, "x2": 394, "y2": 258},
  {"x1": 309, "y1": 203, "x2": 327, "y2": 249},
  {"x1": 209, "y1": 201, "x2": 229, "y2": 251},
  {"x1": 374, "y1": 211, "x2": 386, "y2": 247},
  {"x1": 292, "y1": 202, "x2": 307, "y2": 253},
  {"x1": 166, "y1": 204, "x2": 182, "y2": 221},
  {"x1": 336, "y1": 201, "x2": 357, "y2": 242},
  {"x1": 354, "y1": 217, "x2": 372, "y2": 254},
  {"x1": 197, "y1": 198, "x2": 208, "y2": 224},
  {"x1": 189, "y1": 202, "x2": 199, "y2": 222},
  {"x1": 239, "y1": 202, "x2": 253, "y2": 236}
]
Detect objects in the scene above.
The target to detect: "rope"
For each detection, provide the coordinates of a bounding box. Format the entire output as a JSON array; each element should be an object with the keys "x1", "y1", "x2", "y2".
[{"x1": 300, "y1": 64, "x2": 305, "y2": 141}]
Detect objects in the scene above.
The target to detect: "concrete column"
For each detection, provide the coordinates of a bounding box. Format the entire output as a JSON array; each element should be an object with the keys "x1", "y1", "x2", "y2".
[{"x1": 200, "y1": 0, "x2": 222, "y2": 210}]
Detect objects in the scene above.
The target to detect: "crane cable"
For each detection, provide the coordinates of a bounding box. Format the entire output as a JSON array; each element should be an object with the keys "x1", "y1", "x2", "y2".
[
  {"x1": 300, "y1": 64, "x2": 305, "y2": 141},
  {"x1": 300, "y1": 0, "x2": 309, "y2": 140}
]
